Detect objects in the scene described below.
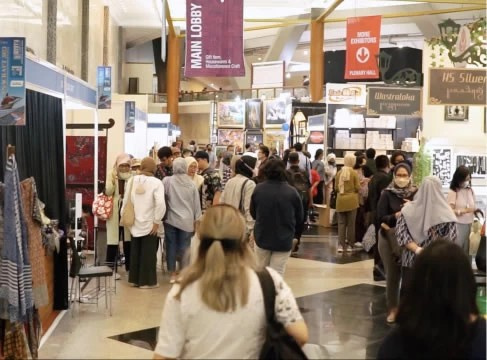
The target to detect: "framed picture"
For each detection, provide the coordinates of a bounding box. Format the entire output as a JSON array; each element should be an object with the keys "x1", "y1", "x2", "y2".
[
  {"x1": 431, "y1": 147, "x2": 453, "y2": 186},
  {"x1": 444, "y1": 105, "x2": 469, "y2": 121},
  {"x1": 215, "y1": 145, "x2": 227, "y2": 159},
  {"x1": 217, "y1": 129, "x2": 244, "y2": 149},
  {"x1": 264, "y1": 98, "x2": 291, "y2": 128},
  {"x1": 456, "y1": 154, "x2": 487, "y2": 178},
  {"x1": 245, "y1": 131, "x2": 263, "y2": 146},
  {"x1": 245, "y1": 99, "x2": 262, "y2": 130},
  {"x1": 264, "y1": 130, "x2": 287, "y2": 156},
  {"x1": 217, "y1": 101, "x2": 244, "y2": 128}
]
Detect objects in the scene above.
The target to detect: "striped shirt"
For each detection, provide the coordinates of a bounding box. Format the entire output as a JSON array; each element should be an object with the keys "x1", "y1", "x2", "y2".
[{"x1": 396, "y1": 214, "x2": 457, "y2": 268}]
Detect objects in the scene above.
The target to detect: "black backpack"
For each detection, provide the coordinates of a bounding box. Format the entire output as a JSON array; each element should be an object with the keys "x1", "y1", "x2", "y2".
[
  {"x1": 289, "y1": 169, "x2": 310, "y2": 205},
  {"x1": 256, "y1": 269, "x2": 308, "y2": 360}
]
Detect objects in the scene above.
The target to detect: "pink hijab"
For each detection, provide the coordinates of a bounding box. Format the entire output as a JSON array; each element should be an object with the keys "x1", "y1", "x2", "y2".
[{"x1": 114, "y1": 153, "x2": 131, "y2": 169}]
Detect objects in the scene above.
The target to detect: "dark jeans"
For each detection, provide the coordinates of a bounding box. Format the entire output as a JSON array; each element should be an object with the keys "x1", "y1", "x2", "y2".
[
  {"x1": 294, "y1": 204, "x2": 309, "y2": 251},
  {"x1": 164, "y1": 223, "x2": 192, "y2": 273},
  {"x1": 105, "y1": 227, "x2": 131, "y2": 271},
  {"x1": 129, "y1": 234, "x2": 158, "y2": 286},
  {"x1": 400, "y1": 266, "x2": 414, "y2": 299},
  {"x1": 378, "y1": 230, "x2": 401, "y2": 310},
  {"x1": 354, "y1": 205, "x2": 367, "y2": 244}
]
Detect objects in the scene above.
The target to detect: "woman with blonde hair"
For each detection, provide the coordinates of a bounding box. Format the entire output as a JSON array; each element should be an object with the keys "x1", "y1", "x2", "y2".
[
  {"x1": 184, "y1": 156, "x2": 203, "y2": 192},
  {"x1": 154, "y1": 204, "x2": 308, "y2": 359},
  {"x1": 335, "y1": 154, "x2": 360, "y2": 253}
]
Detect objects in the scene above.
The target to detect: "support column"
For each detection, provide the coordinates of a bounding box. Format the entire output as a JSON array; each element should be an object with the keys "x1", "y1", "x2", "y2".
[
  {"x1": 310, "y1": 20, "x2": 324, "y2": 102},
  {"x1": 46, "y1": 0, "x2": 57, "y2": 64},
  {"x1": 103, "y1": 6, "x2": 109, "y2": 66},
  {"x1": 166, "y1": 33, "x2": 180, "y2": 125},
  {"x1": 81, "y1": 0, "x2": 89, "y2": 81}
]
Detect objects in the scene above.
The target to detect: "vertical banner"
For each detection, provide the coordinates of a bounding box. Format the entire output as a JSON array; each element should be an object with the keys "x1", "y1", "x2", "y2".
[
  {"x1": 0, "y1": 37, "x2": 26, "y2": 126},
  {"x1": 125, "y1": 101, "x2": 135, "y2": 133},
  {"x1": 185, "y1": 0, "x2": 245, "y2": 77},
  {"x1": 161, "y1": 0, "x2": 166, "y2": 62},
  {"x1": 97, "y1": 66, "x2": 112, "y2": 109},
  {"x1": 344, "y1": 15, "x2": 381, "y2": 80}
]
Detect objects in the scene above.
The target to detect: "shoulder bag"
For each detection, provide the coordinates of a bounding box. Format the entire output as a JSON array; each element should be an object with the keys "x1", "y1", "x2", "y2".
[
  {"x1": 92, "y1": 193, "x2": 113, "y2": 221},
  {"x1": 256, "y1": 269, "x2": 308, "y2": 360},
  {"x1": 120, "y1": 178, "x2": 135, "y2": 227},
  {"x1": 238, "y1": 179, "x2": 250, "y2": 214}
]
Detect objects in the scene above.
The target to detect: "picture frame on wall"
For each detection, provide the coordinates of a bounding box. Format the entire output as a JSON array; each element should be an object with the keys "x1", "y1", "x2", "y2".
[
  {"x1": 245, "y1": 99, "x2": 262, "y2": 130},
  {"x1": 217, "y1": 129, "x2": 244, "y2": 149},
  {"x1": 217, "y1": 101, "x2": 245, "y2": 128},
  {"x1": 456, "y1": 154, "x2": 487, "y2": 178},
  {"x1": 245, "y1": 131, "x2": 263, "y2": 146},
  {"x1": 431, "y1": 147, "x2": 453, "y2": 186},
  {"x1": 264, "y1": 98, "x2": 290, "y2": 128},
  {"x1": 444, "y1": 105, "x2": 469, "y2": 121},
  {"x1": 215, "y1": 145, "x2": 227, "y2": 159}
]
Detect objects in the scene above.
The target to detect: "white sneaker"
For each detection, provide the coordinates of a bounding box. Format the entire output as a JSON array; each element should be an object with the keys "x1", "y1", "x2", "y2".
[
  {"x1": 354, "y1": 242, "x2": 364, "y2": 248},
  {"x1": 337, "y1": 245, "x2": 344, "y2": 253},
  {"x1": 114, "y1": 273, "x2": 121, "y2": 280},
  {"x1": 140, "y1": 284, "x2": 160, "y2": 289}
]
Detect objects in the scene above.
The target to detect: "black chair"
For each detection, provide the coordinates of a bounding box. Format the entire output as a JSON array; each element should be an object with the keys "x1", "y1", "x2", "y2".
[{"x1": 69, "y1": 238, "x2": 113, "y2": 316}]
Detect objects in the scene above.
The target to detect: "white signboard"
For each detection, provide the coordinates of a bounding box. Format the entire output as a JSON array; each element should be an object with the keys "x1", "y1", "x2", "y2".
[{"x1": 326, "y1": 83, "x2": 367, "y2": 105}]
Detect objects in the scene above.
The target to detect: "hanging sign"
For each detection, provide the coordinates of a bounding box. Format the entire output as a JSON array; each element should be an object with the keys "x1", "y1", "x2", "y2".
[
  {"x1": 428, "y1": 68, "x2": 486, "y2": 106},
  {"x1": 344, "y1": 15, "x2": 381, "y2": 80},
  {"x1": 0, "y1": 37, "x2": 26, "y2": 126},
  {"x1": 367, "y1": 87, "x2": 422, "y2": 116},
  {"x1": 97, "y1": 66, "x2": 112, "y2": 109},
  {"x1": 125, "y1": 101, "x2": 135, "y2": 133},
  {"x1": 185, "y1": 0, "x2": 245, "y2": 77},
  {"x1": 326, "y1": 83, "x2": 367, "y2": 105}
]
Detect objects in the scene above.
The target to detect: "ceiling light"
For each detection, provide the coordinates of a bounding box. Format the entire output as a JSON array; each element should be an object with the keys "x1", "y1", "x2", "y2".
[
  {"x1": 304, "y1": 50, "x2": 309, "y2": 55},
  {"x1": 258, "y1": 57, "x2": 262, "y2": 61},
  {"x1": 286, "y1": 72, "x2": 291, "y2": 79}
]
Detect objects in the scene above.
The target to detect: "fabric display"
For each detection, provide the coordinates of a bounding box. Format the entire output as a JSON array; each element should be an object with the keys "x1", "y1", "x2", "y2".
[{"x1": 0, "y1": 156, "x2": 48, "y2": 359}]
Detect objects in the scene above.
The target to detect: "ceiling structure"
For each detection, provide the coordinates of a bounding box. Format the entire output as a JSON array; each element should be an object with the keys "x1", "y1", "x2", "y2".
[{"x1": 109, "y1": 0, "x2": 486, "y2": 90}]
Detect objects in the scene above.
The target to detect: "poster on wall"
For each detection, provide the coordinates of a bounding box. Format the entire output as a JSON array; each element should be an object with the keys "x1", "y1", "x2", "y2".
[
  {"x1": 428, "y1": 68, "x2": 486, "y2": 106},
  {"x1": 245, "y1": 99, "x2": 262, "y2": 129},
  {"x1": 217, "y1": 129, "x2": 244, "y2": 149},
  {"x1": 218, "y1": 101, "x2": 244, "y2": 128},
  {"x1": 124, "y1": 101, "x2": 135, "y2": 133},
  {"x1": 431, "y1": 147, "x2": 453, "y2": 186},
  {"x1": 344, "y1": 15, "x2": 381, "y2": 80},
  {"x1": 245, "y1": 131, "x2": 263, "y2": 146},
  {"x1": 456, "y1": 154, "x2": 486, "y2": 178},
  {"x1": 185, "y1": 0, "x2": 245, "y2": 77},
  {"x1": 326, "y1": 83, "x2": 367, "y2": 105},
  {"x1": 264, "y1": 130, "x2": 287, "y2": 155},
  {"x1": 264, "y1": 98, "x2": 291, "y2": 128},
  {"x1": 97, "y1": 66, "x2": 112, "y2": 109},
  {"x1": 0, "y1": 37, "x2": 26, "y2": 126}
]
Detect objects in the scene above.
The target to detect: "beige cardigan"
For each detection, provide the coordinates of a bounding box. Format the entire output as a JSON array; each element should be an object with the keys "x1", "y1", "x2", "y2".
[
  {"x1": 335, "y1": 169, "x2": 360, "y2": 212},
  {"x1": 105, "y1": 168, "x2": 132, "y2": 245}
]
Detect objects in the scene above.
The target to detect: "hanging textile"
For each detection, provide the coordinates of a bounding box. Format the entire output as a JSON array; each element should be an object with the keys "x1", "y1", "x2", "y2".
[
  {"x1": 21, "y1": 178, "x2": 48, "y2": 308},
  {"x1": 0, "y1": 156, "x2": 33, "y2": 323}
]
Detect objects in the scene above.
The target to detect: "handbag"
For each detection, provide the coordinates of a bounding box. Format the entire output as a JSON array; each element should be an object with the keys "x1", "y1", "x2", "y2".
[
  {"x1": 92, "y1": 193, "x2": 113, "y2": 221},
  {"x1": 329, "y1": 189, "x2": 337, "y2": 210},
  {"x1": 256, "y1": 269, "x2": 308, "y2": 360},
  {"x1": 362, "y1": 224, "x2": 376, "y2": 252},
  {"x1": 120, "y1": 178, "x2": 135, "y2": 227}
]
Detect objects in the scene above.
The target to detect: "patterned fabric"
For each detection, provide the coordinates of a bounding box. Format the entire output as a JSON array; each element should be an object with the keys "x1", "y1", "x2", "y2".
[
  {"x1": 396, "y1": 214, "x2": 457, "y2": 268},
  {"x1": 221, "y1": 165, "x2": 232, "y2": 190},
  {"x1": 155, "y1": 164, "x2": 173, "y2": 181},
  {"x1": 200, "y1": 168, "x2": 222, "y2": 211},
  {"x1": 21, "y1": 178, "x2": 48, "y2": 308},
  {"x1": 0, "y1": 156, "x2": 33, "y2": 323},
  {"x1": 3, "y1": 322, "x2": 28, "y2": 360}
]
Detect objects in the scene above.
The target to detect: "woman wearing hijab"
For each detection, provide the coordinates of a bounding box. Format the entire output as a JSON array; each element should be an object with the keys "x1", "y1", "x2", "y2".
[
  {"x1": 105, "y1": 153, "x2": 133, "y2": 278},
  {"x1": 377, "y1": 163, "x2": 417, "y2": 323},
  {"x1": 220, "y1": 155, "x2": 257, "y2": 244},
  {"x1": 163, "y1": 158, "x2": 202, "y2": 283},
  {"x1": 122, "y1": 157, "x2": 166, "y2": 289},
  {"x1": 335, "y1": 154, "x2": 360, "y2": 253},
  {"x1": 396, "y1": 176, "x2": 457, "y2": 293},
  {"x1": 324, "y1": 153, "x2": 337, "y2": 205},
  {"x1": 184, "y1": 156, "x2": 204, "y2": 192}
]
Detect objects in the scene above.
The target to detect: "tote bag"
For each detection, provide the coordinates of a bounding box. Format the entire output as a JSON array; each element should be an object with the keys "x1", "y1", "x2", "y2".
[
  {"x1": 120, "y1": 179, "x2": 135, "y2": 227},
  {"x1": 92, "y1": 193, "x2": 113, "y2": 221}
]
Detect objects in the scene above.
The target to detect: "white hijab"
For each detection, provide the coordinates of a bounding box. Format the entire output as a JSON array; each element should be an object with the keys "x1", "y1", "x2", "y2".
[
  {"x1": 338, "y1": 154, "x2": 355, "y2": 194},
  {"x1": 401, "y1": 176, "x2": 457, "y2": 243}
]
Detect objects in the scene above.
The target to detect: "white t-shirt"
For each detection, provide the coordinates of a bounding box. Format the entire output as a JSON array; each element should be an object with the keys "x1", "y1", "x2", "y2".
[{"x1": 154, "y1": 267, "x2": 303, "y2": 359}]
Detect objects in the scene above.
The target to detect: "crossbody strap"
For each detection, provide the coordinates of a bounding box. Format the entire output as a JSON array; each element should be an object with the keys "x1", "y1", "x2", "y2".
[
  {"x1": 256, "y1": 269, "x2": 276, "y2": 323},
  {"x1": 239, "y1": 179, "x2": 250, "y2": 213}
]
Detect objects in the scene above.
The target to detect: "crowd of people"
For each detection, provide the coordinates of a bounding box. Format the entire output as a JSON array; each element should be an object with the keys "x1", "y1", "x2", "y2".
[{"x1": 101, "y1": 140, "x2": 484, "y2": 359}]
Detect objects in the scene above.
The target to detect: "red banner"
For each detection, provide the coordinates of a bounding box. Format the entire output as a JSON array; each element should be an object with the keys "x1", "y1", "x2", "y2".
[
  {"x1": 344, "y1": 15, "x2": 381, "y2": 80},
  {"x1": 185, "y1": 0, "x2": 245, "y2": 77}
]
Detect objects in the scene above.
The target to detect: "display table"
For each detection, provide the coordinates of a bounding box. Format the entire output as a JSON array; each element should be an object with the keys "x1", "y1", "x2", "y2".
[{"x1": 313, "y1": 204, "x2": 330, "y2": 228}]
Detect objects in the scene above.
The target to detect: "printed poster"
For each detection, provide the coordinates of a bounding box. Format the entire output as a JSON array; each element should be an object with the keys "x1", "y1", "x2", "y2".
[
  {"x1": 431, "y1": 147, "x2": 453, "y2": 186},
  {"x1": 97, "y1": 66, "x2": 112, "y2": 109},
  {"x1": 0, "y1": 37, "x2": 26, "y2": 126},
  {"x1": 185, "y1": 0, "x2": 244, "y2": 77},
  {"x1": 125, "y1": 101, "x2": 135, "y2": 133},
  {"x1": 345, "y1": 15, "x2": 381, "y2": 80}
]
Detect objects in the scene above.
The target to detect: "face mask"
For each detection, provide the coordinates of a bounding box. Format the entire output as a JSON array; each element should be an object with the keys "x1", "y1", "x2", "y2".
[
  {"x1": 394, "y1": 177, "x2": 410, "y2": 188},
  {"x1": 119, "y1": 172, "x2": 131, "y2": 181}
]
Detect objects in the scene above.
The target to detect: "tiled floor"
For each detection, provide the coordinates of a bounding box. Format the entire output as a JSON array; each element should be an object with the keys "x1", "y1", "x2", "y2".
[{"x1": 39, "y1": 226, "x2": 387, "y2": 359}]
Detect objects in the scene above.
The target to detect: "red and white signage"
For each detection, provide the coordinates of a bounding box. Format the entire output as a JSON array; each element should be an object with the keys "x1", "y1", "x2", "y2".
[{"x1": 344, "y1": 15, "x2": 382, "y2": 80}]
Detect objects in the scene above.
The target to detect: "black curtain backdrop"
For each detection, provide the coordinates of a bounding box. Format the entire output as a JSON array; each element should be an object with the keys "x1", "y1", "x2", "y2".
[{"x1": 0, "y1": 89, "x2": 68, "y2": 310}]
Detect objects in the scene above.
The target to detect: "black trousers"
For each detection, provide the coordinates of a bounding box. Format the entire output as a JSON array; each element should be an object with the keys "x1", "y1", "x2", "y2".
[
  {"x1": 313, "y1": 180, "x2": 324, "y2": 205},
  {"x1": 129, "y1": 235, "x2": 158, "y2": 286},
  {"x1": 106, "y1": 227, "x2": 131, "y2": 271}
]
